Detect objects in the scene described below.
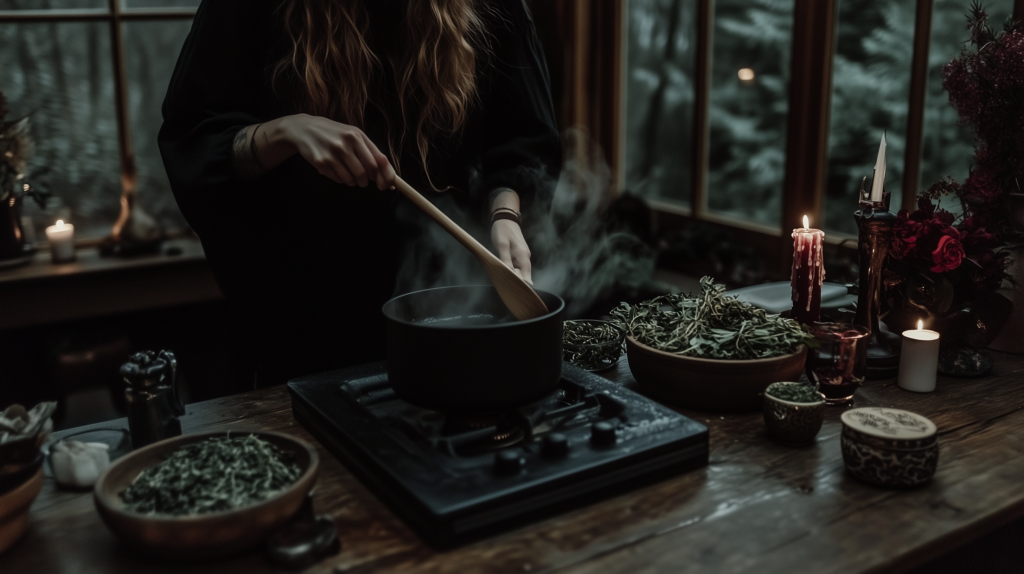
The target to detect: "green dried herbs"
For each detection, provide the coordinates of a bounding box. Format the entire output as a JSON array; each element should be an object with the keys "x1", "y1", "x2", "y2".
[
  {"x1": 611, "y1": 276, "x2": 812, "y2": 360},
  {"x1": 765, "y1": 382, "x2": 821, "y2": 403},
  {"x1": 120, "y1": 435, "x2": 301, "y2": 516},
  {"x1": 562, "y1": 320, "x2": 624, "y2": 371}
]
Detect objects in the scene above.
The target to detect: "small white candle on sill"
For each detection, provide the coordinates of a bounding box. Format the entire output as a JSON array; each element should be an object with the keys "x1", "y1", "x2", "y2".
[
  {"x1": 898, "y1": 320, "x2": 940, "y2": 393},
  {"x1": 45, "y1": 219, "x2": 76, "y2": 263}
]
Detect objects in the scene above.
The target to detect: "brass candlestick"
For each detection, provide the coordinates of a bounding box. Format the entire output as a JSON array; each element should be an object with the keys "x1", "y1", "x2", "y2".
[{"x1": 854, "y1": 189, "x2": 901, "y2": 379}]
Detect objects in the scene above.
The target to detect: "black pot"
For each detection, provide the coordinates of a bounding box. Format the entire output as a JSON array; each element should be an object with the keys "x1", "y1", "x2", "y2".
[{"x1": 382, "y1": 285, "x2": 565, "y2": 414}]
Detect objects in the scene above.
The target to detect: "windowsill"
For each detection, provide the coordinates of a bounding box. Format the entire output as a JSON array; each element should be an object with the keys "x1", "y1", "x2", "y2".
[
  {"x1": 0, "y1": 237, "x2": 223, "y2": 331},
  {"x1": 0, "y1": 237, "x2": 207, "y2": 285}
]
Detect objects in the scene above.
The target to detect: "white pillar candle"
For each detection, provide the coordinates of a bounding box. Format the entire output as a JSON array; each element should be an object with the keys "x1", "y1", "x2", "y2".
[
  {"x1": 45, "y1": 220, "x2": 76, "y2": 263},
  {"x1": 898, "y1": 320, "x2": 940, "y2": 393}
]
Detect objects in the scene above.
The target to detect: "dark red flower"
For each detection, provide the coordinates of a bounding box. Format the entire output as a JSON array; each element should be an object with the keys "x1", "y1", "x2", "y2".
[
  {"x1": 930, "y1": 234, "x2": 965, "y2": 273},
  {"x1": 890, "y1": 210, "x2": 920, "y2": 260}
]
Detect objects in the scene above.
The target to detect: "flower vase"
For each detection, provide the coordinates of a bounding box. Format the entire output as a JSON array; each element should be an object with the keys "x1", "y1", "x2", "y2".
[
  {"x1": 883, "y1": 269, "x2": 1010, "y2": 376},
  {"x1": 990, "y1": 247, "x2": 1024, "y2": 355}
]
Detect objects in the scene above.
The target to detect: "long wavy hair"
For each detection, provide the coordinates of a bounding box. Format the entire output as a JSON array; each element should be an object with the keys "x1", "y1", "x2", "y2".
[{"x1": 273, "y1": 0, "x2": 488, "y2": 187}]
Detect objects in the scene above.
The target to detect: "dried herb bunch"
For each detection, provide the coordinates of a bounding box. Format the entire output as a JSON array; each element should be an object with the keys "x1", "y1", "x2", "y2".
[
  {"x1": 611, "y1": 276, "x2": 812, "y2": 360},
  {"x1": 121, "y1": 435, "x2": 301, "y2": 516},
  {"x1": 562, "y1": 320, "x2": 624, "y2": 371}
]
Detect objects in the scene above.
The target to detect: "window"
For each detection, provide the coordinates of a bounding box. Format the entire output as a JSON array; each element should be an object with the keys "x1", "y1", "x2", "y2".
[
  {"x1": 0, "y1": 0, "x2": 197, "y2": 240},
  {"x1": 706, "y1": 0, "x2": 793, "y2": 227},
  {"x1": 622, "y1": 0, "x2": 1024, "y2": 267},
  {"x1": 623, "y1": 0, "x2": 698, "y2": 207},
  {"x1": 824, "y1": 0, "x2": 915, "y2": 235}
]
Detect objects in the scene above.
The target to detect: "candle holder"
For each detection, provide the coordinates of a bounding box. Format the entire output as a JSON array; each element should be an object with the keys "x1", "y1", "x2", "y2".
[{"x1": 853, "y1": 192, "x2": 901, "y2": 378}]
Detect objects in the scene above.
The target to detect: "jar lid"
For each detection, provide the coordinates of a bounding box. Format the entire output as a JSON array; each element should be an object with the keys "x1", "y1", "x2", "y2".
[{"x1": 841, "y1": 407, "x2": 936, "y2": 440}]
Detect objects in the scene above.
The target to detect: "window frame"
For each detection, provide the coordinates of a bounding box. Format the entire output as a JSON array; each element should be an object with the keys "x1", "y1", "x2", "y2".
[{"x1": 0, "y1": 1, "x2": 197, "y2": 243}]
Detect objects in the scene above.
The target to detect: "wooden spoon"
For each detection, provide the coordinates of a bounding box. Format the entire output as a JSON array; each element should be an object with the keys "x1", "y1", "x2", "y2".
[{"x1": 393, "y1": 176, "x2": 549, "y2": 320}]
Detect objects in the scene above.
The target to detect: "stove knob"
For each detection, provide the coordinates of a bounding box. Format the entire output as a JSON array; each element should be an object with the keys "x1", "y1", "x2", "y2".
[
  {"x1": 494, "y1": 450, "x2": 523, "y2": 475},
  {"x1": 590, "y1": 421, "x2": 617, "y2": 446},
  {"x1": 542, "y1": 433, "x2": 569, "y2": 457}
]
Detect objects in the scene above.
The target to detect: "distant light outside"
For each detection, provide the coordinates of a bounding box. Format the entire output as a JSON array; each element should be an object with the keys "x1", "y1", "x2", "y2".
[{"x1": 737, "y1": 68, "x2": 755, "y2": 81}]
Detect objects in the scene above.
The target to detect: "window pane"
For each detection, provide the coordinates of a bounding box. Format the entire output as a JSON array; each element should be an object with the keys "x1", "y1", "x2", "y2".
[
  {"x1": 124, "y1": 19, "x2": 191, "y2": 233},
  {"x1": 920, "y1": 0, "x2": 1014, "y2": 214},
  {"x1": 623, "y1": 0, "x2": 697, "y2": 207},
  {"x1": 0, "y1": 0, "x2": 103, "y2": 8},
  {"x1": 706, "y1": 0, "x2": 793, "y2": 227},
  {"x1": 122, "y1": 0, "x2": 199, "y2": 8},
  {"x1": 823, "y1": 0, "x2": 914, "y2": 235},
  {"x1": 0, "y1": 21, "x2": 121, "y2": 240}
]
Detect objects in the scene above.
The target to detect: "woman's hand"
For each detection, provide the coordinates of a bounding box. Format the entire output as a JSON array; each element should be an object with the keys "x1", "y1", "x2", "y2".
[
  {"x1": 490, "y1": 189, "x2": 532, "y2": 285},
  {"x1": 282, "y1": 114, "x2": 395, "y2": 190},
  {"x1": 491, "y1": 219, "x2": 533, "y2": 285},
  {"x1": 233, "y1": 114, "x2": 396, "y2": 190}
]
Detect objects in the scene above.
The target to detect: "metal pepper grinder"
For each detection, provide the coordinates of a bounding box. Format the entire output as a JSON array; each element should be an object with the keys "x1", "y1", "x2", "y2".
[{"x1": 121, "y1": 350, "x2": 185, "y2": 449}]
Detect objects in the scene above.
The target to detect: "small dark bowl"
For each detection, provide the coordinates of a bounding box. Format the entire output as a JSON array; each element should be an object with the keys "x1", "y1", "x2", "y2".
[
  {"x1": 563, "y1": 320, "x2": 625, "y2": 372},
  {"x1": 94, "y1": 431, "x2": 319, "y2": 561}
]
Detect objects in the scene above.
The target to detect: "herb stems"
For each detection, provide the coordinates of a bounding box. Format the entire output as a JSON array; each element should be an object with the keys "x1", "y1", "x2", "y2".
[
  {"x1": 121, "y1": 435, "x2": 301, "y2": 516},
  {"x1": 611, "y1": 277, "x2": 812, "y2": 360}
]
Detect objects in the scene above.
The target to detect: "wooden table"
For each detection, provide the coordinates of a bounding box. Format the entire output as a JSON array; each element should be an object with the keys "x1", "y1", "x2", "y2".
[{"x1": 5, "y1": 353, "x2": 1024, "y2": 573}]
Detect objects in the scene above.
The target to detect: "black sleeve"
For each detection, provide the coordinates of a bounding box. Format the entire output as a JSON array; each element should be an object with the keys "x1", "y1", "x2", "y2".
[
  {"x1": 157, "y1": 0, "x2": 272, "y2": 235},
  {"x1": 479, "y1": 0, "x2": 561, "y2": 211}
]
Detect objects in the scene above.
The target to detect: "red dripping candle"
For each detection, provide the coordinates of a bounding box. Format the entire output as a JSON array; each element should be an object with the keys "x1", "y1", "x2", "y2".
[{"x1": 791, "y1": 215, "x2": 824, "y2": 325}]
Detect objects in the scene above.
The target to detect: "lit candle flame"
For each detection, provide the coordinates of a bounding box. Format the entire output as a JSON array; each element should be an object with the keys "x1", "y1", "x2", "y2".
[
  {"x1": 917, "y1": 319, "x2": 923, "y2": 331},
  {"x1": 737, "y1": 68, "x2": 755, "y2": 81},
  {"x1": 56, "y1": 220, "x2": 64, "y2": 228},
  {"x1": 802, "y1": 215, "x2": 809, "y2": 230}
]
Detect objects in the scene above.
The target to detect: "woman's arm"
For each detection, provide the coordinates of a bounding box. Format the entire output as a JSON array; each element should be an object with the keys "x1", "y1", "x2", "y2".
[
  {"x1": 490, "y1": 189, "x2": 532, "y2": 284},
  {"x1": 231, "y1": 115, "x2": 396, "y2": 191},
  {"x1": 479, "y1": 0, "x2": 562, "y2": 286}
]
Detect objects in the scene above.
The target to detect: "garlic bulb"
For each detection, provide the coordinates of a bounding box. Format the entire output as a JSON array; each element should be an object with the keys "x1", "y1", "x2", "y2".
[{"x1": 50, "y1": 440, "x2": 110, "y2": 488}]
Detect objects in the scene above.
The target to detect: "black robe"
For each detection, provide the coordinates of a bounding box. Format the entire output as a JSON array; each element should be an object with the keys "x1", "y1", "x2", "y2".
[{"x1": 158, "y1": 0, "x2": 560, "y2": 385}]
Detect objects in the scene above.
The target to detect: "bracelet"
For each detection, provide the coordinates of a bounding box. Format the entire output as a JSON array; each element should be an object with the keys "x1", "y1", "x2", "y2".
[
  {"x1": 491, "y1": 211, "x2": 522, "y2": 226},
  {"x1": 491, "y1": 206, "x2": 522, "y2": 224},
  {"x1": 492, "y1": 206, "x2": 521, "y2": 219},
  {"x1": 249, "y1": 123, "x2": 268, "y2": 172}
]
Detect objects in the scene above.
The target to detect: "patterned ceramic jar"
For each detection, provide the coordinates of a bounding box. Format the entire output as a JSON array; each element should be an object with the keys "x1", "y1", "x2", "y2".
[
  {"x1": 762, "y1": 382, "x2": 826, "y2": 446},
  {"x1": 840, "y1": 407, "x2": 938, "y2": 487}
]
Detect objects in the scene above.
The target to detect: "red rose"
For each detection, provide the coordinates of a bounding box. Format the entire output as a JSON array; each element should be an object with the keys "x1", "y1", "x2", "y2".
[
  {"x1": 890, "y1": 212, "x2": 919, "y2": 260},
  {"x1": 930, "y1": 234, "x2": 965, "y2": 273}
]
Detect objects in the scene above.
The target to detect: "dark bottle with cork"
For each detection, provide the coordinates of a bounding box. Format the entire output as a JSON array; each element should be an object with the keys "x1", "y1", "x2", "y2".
[{"x1": 121, "y1": 350, "x2": 185, "y2": 449}]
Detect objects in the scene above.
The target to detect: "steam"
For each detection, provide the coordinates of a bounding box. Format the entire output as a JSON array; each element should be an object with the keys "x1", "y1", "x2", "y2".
[{"x1": 393, "y1": 129, "x2": 656, "y2": 318}]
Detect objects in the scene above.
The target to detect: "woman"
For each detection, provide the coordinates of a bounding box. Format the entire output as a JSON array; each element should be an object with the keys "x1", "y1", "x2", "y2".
[{"x1": 159, "y1": 0, "x2": 560, "y2": 385}]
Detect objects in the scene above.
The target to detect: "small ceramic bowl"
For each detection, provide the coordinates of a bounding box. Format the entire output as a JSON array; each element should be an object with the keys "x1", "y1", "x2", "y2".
[
  {"x1": 762, "y1": 382, "x2": 826, "y2": 446},
  {"x1": 840, "y1": 407, "x2": 938, "y2": 488},
  {"x1": 0, "y1": 469, "x2": 43, "y2": 555},
  {"x1": 563, "y1": 320, "x2": 625, "y2": 372},
  {"x1": 94, "y1": 431, "x2": 319, "y2": 560}
]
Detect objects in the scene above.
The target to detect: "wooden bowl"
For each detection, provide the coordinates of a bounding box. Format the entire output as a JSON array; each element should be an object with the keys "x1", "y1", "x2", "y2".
[
  {"x1": 625, "y1": 336, "x2": 808, "y2": 412},
  {"x1": 93, "y1": 431, "x2": 319, "y2": 561},
  {"x1": 0, "y1": 469, "x2": 44, "y2": 555}
]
